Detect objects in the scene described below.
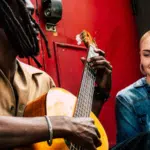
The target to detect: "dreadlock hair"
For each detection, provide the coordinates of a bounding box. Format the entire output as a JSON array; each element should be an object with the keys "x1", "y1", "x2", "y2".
[{"x1": 0, "y1": 0, "x2": 51, "y2": 67}]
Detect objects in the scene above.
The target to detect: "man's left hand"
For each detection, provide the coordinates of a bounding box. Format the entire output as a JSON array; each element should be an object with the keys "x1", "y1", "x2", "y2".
[{"x1": 81, "y1": 48, "x2": 112, "y2": 94}]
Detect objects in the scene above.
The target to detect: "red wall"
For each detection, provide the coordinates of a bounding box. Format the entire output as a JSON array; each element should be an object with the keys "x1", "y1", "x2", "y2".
[{"x1": 22, "y1": 0, "x2": 142, "y2": 147}]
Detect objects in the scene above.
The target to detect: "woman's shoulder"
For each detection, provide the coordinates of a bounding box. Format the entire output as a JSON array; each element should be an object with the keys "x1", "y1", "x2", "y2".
[{"x1": 116, "y1": 77, "x2": 146, "y2": 104}]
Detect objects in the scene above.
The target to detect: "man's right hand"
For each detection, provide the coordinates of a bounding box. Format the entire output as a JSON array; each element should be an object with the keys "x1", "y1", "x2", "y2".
[{"x1": 50, "y1": 116, "x2": 101, "y2": 150}]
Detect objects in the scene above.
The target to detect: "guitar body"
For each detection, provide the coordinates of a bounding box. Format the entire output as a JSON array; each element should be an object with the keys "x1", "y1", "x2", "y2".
[{"x1": 23, "y1": 87, "x2": 108, "y2": 150}]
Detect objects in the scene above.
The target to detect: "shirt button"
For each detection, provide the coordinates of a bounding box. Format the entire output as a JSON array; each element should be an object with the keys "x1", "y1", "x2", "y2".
[{"x1": 19, "y1": 104, "x2": 25, "y2": 111}]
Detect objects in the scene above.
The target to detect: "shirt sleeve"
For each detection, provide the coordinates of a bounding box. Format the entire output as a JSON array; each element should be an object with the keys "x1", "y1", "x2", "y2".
[{"x1": 115, "y1": 95, "x2": 141, "y2": 143}]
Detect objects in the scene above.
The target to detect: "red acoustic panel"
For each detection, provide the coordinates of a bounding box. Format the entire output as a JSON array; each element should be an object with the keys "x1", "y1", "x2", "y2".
[{"x1": 53, "y1": 42, "x2": 87, "y2": 95}]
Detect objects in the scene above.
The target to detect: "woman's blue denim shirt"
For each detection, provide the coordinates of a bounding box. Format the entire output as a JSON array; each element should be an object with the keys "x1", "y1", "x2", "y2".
[{"x1": 116, "y1": 77, "x2": 150, "y2": 143}]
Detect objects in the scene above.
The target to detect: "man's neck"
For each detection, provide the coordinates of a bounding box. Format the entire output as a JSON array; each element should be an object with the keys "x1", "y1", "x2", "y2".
[
  {"x1": 0, "y1": 28, "x2": 18, "y2": 82},
  {"x1": 0, "y1": 50, "x2": 17, "y2": 83}
]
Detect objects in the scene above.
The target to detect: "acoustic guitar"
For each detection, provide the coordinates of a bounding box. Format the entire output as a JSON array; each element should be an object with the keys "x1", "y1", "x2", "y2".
[{"x1": 23, "y1": 30, "x2": 109, "y2": 150}]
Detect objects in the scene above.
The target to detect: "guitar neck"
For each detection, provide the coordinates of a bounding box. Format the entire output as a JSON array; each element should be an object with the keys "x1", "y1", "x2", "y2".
[{"x1": 74, "y1": 44, "x2": 98, "y2": 117}]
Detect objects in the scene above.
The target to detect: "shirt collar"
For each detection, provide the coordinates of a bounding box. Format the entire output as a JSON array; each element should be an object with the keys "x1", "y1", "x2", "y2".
[
  {"x1": 133, "y1": 77, "x2": 150, "y2": 88},
  {"x1": 17, "y1": 59, "x2": 43, "y2": 75}
]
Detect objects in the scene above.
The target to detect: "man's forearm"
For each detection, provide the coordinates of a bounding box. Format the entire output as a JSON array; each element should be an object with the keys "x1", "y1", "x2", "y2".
[
  {"x1": 92, "y1": 100, "x2": 105, "y2": 117},
  {"x1": 0, "y1": 116, "x2": 48, "y2": 149},
  {"x1": 92, "y1": 86, "x2": 110, "y2": 117}
]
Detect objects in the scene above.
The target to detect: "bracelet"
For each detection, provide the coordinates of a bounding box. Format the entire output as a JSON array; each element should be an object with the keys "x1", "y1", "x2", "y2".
[
  {"x1": 45, "y1": 115, "x2": 53, "y2": 146},
  {"x1": 94, "y1": 87, "x2": 110, "y2": 102}
]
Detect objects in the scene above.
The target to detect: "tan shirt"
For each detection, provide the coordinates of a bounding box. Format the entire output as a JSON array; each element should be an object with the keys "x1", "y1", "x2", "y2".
[{"x1": 0, "y1": 60, "x2": 55, "y2": 117}]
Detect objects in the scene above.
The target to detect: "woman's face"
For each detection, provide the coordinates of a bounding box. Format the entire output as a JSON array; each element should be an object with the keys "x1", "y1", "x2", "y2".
[{"x1": 140, "y1": 35, "x2": 150, "y2": 76}]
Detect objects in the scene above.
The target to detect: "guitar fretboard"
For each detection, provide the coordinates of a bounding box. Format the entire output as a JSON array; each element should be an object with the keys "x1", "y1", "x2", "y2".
[
  {"x1": 74, "y1": 63, "x2": 95, "y2": 117},
  {"x1": 74, "y1": 44, "x2": 98, "y2": 117},
  {"x1": 69, "y1": 45, "x2": 98, "y2": 150}
]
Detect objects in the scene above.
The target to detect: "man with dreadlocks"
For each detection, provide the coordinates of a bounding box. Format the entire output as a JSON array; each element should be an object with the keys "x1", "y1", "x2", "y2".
[{"x1": 0, "y1": 0, "x2": 113, "y2": 149}]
